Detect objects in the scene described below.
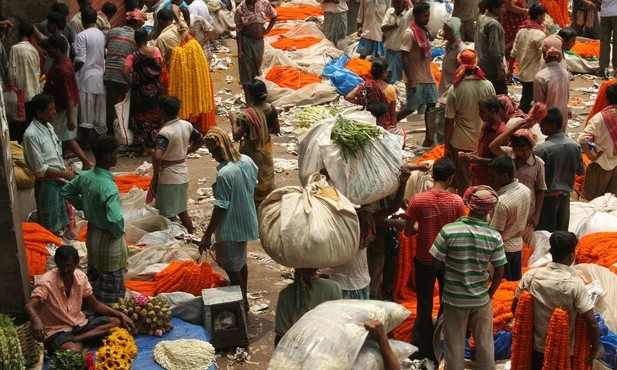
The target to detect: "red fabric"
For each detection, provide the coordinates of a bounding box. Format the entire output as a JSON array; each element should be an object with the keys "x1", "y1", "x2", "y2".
[
  {"x1": 43, "y1": 58, "x2": 80, "y2": 112},
  {"x1": 500, "y1": 1, "x2": 528, "y2": 54},
  {"x1": 520, "y1": 19, "x2": 545, "y2": 31},
  {"x1": 600, "y1": 104, "x2": 617, "y2": 154},
  {"x1": 453, "y1": 49, "x2": 486, "y2": 89},
  {"x1": 409, "y1": 21, "x2": 431, "y2": 59},
  {"x1": 405, "y1": 190, "x2": 466, "y2": 262},
  {"x1": 473, "y1": 120, "x2": 508, "y2": 186},
  {"x1": 355, "y1": 79, "x2": 391, "y2": 130}
]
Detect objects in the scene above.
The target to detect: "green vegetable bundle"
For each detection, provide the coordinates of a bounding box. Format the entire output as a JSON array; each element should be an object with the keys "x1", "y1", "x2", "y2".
[
  {"x1": 331, "y1": 118, "x2": 384, "y2": 160},
  {"x1": 295, "y1": 106, "x2": 338, "y2": 129},
  {"x1": 0, "y1": 314, "x2": 25, "y2": 370},
  {"x1": 50, "y1": 350, "x2": 85, "y2": 370}
]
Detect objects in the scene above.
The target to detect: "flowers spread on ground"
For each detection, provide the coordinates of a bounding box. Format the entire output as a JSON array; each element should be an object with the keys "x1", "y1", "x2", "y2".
[{"x1": 95, "y1": 327, "x2": 137, "y2": 370}]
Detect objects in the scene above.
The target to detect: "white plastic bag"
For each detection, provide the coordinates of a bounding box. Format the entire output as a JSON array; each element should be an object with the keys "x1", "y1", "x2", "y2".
[
  {"x1": 404, "y1": 160, "x2": 434, "y2": 200},
  {"x1": 352, "y1": 339, "x2": 417, "y2": 370},
  {"x1": 258, "y1": 173, "x2": 360, "y2": 268},
  {"x1": 527, "y1": 230, "x2": 552, "y2": 266},
  {"x1": 574, "y1": 264, "x2": 617, "y2": 332},
  {"x1": 120, "y1": 188, "x2": 159, "y2": 224},
  {"x1": 569, "y1": 194, "x2": 617, "y2": 237},
  {"x1": 114, "y1": 91, "x2": 133, "y2": 146},
  {"x1": 269, "y1": 300, "x2": 411, "y2": 370}
]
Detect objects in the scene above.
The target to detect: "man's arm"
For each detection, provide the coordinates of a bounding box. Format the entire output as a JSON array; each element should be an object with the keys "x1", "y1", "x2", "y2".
[
  {"x1": 84, "y1": 294, "x2": 135, "y2": 333},
  {"x1": 488, "y1": 118, "x2": 528, "y2": 156},
  {"x1": 60, "y1": 177, "x2": 83, "y2": 210},
  {"x1": 265, "y1": 16, "x2": 277, "y2": 34},
  {"x1": 578, "y1": 121, "x2": 601, "y2": 161},
  {"x1": 364, "y1": 319, "x2": 400, "y2": 370},
  {"x1": 488, "y1": 264, "x2": 504, "y2": 298},
  {"x1": 488, "y1": 24, "x2": 505, "y2": 80},
  {"x1": 24, "y1": 297, "x2": 46, "y2": 342},
  {"x1": 402, "y1": 51, "x2": 415, "y2": 91},
  {"x1": 230, "y1": 112, "x2": 248, "y2": 141},
  {"x1": 152, "y1": 147, "x2": 164, "y2": 177},
  {"x1": 199, "y1": 206, "x2": 226, "y2": 252}
]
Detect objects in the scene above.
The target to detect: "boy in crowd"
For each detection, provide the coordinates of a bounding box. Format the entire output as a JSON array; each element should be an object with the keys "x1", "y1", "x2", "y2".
[
  {"x1": 487, "y1": 155, "x2": 532, "y2": 281},
  {"x1": 356, "y1": 0, "x2": 388, "y2": 59},
  {"x1": 557, "y1": 27, "x2": 578, "y2": 72},
  {"x1": 579, "y1": 84, "x2": 617, "y2": 200},
  {"x1": 381, "y1": 0, "x2": 413, "y2": 83},
  {"x1": 512, "y1": 231, "x2": 600, "y2": 370},
  {"x1": 535, "y1": 108, "x2": 585, "y2": 232},
  {"x1": 534, "y1": 35, "x2": 570, "y2": 130},
  {"x1": 404, "y1": 157, "x2": 465, "y2": 362}
]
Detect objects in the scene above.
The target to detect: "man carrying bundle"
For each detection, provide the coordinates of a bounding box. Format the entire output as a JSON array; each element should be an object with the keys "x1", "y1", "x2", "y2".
[{"x1": 512, "y1": 231, "x2": 600, "y2": 369}]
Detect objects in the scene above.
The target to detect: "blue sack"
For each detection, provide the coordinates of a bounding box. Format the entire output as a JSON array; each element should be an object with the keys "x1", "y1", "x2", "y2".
[
  {"x1": 463, "y1": 330, "x2": 512, "y2": 360},
  {"x1": 322, "y1": 54, "x2": 364, "y2": 96}
]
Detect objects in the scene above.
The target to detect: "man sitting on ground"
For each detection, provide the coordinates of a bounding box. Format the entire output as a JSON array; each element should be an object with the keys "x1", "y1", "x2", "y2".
[{"x1": 25, "y1": 245, "x2": 134, "y2": 354}]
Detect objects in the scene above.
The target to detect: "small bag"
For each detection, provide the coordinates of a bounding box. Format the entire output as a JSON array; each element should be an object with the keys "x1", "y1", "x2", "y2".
[{"x1": 3, "y1": 85, "x2": 26, "y2": 122}]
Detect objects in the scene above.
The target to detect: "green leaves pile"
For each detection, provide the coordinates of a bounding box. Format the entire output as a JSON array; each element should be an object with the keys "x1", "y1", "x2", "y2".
[
  {"x1": 0, "y1": 314, "x2": 25, "y2": 370},
  {"x1": 295, "y1": 106, "x2": 338, "y2": 129},
  {"x1": 50, "y1": 350, "x2": 85, "y2": 370},
  {"x1": 331, "y1": 118, "x2": 384, "y2": 160}
]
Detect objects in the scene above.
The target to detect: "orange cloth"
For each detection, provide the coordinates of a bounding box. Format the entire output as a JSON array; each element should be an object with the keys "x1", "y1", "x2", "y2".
[
  {"x1": 274, "y1": 5, "x2": 324, "y2": 21},
  {"x1": 114, "y1": 174, "x2": 152, "y2": 193},
  {"x1": 345, "y1": 58, "x2": 372, "y2": 81},
  {"x1": 270, "y1": 36, "x2": 322, "y2": 50},
  {"x1": 571, "y1": 40, "x2": 600, "y2": 58},
  {"x1": 265, "y1": 65, "x2": 321, "y2": 90}
]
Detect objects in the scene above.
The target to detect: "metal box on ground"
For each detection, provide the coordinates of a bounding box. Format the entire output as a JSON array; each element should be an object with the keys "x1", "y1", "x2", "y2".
[{"x1": 202, "y1": 286, "x2": 249, "y2": 349}]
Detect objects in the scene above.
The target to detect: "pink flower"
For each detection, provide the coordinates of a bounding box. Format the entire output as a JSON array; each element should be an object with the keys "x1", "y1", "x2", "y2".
[{"x1": 134, "y1": 294, "x2": 150, "y2": 307}]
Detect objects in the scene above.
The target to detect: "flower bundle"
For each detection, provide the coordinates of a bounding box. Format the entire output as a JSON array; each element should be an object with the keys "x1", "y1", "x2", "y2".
[
  {"x1": 0, "y1": 314, "x2": 25, "y2": 369},
  {"x1": 413, "y1": 144, "x2": 445, "y2": 164},
  {"x1": 492, "y1": 280, "x2": 519, "y2": 333},
  {"x1": 274, "y1": 5, "x2": 324, "y2": 21},
  {"x1": 510, "y1": 291, "x2": 534, "y2": 370},
  {"x1": 95, "y1": 327, "x2": 137, "y2": 370},
  {"x1": 344, "y1": 58, "x2": 372, "y2": 81},
  {"x1": 543, "y1": 0, "x2": 570, "y2": 27},
  {"x1": 270, "y1": 36, "x2": 322, "y2": 50},
  {"x1": 265, "y1": 66, "x2": 321, "y2": 90},
  {"x1": 543, "y1": 308, "x2": 571, "y2": 370},
  {"x1": 168, "y1": 37, "x2": 216, "y2": 133},
  {"x1": 267, "y1": 28, "x2": 291, "y2": 37},
  {"x1": 586, "y1": 79, "x2": 617, "y2": 124},
  {"x1": 574, "y1": 154, "x2": 590, "y2": 195},
  {"x1": 113, "y1": 174, "x2": 152, "y2": 194},
  {"x1": 573, "y1": 314, "x2": 592, "y2": 370},
  {"x1": 22, "y1": 222, "x2": 61, "y2": 280},
  {"x1": 576, "y1": 232, "x2": 617, "y2": 270},
  {"x1": 112, "y1": 295, "x2": 173, "y2": 336},
  {"x1": 571, "y1": 41, "x2": 600, "y2": 59},
  {"x1": 431, "y1": 62, "x2": 441, "y2": 87}
]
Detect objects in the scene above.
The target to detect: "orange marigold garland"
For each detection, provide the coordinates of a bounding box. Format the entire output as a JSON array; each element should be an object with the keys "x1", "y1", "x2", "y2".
[
  {"x1": 576, "y1": 232, "x2": 617, "y2": 270},
  {"x1": 273, "y1": 5, "x2": 324, "y2": 21},
  {"x1": 571, "y1": 40, "x2": 601, "y2": 59},
  {"x1": 511, "y1": 291, "x2": 534, "y2": 370},
  {"x1": 265, "y1": 66, "x2": 321, "y2": 90},
  {"x1": 344, "y1": 58, "x2": 372, "y2": 81},
  {"x1": 22, "y1": 222, "x2": 62, "y2": 280},
  {"x1": 543, "y1": 307, "x2": 571, "y2": 370},
  {"x1": 114, "y1": 174, "x2": 152, "y2": 193},
  {"x1": 431, "y1": 62, "x2": 441, "y2": 87},
  {"x1": 270, "y1": 36, "x2": 322, "y2": 50},
  {"x1": 543, "y1": 0, "x2": 570, "y2": 27},
  {"x1": 573, "y1": 314, "x2": 592, "y2": 370}
]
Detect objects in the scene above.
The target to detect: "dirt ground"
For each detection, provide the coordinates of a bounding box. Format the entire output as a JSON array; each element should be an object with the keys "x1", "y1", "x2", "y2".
[{"x1": 109, "y1": 36, "x2": 597, "y2": 369}]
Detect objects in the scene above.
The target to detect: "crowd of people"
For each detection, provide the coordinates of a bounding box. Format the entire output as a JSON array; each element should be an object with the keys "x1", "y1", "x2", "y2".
[{"x1": 5, "y1": 0, "x2": 616, "y2": 368}]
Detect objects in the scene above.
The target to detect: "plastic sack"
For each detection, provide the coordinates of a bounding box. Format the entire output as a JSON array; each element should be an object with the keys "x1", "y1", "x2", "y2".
[
  {"x1": 157, "y1": 292, "x2": 204, "y2": 325},
  {"x1": 259, "y1": 173, "x2": 360, "y2": 268},
  {"x1": 114, "y1": 91, "x2": 133, "y2": 146},
  {"x1": 10, "y1": 141, "x2": 35, "y2": 189},
  {"x1": 569, "y1": 194, "x2": 617, "y2": 238},
  {"x1": 565, "y1": 52, "x2": 600, "y2": 74},
  {"x1": 527, "y1": 230, "x2": 551, "y2": 266},
  {"x1": 322, "y1": 54, "x2": 364, "y2": 96},
  {"x1": 573, "y1": 264, "x2": 617, "y2": 333},
  {"x1": 427, "y1": 1, "x2": 453, "y2": 36},
  {"x1": 125, "y1": 242, "x2": 199, "y2": 279},
  {"x1": 120, "y1": 188, "x2": 160, "y2": 224},
  {"x1": 135, "y1": 223, "x2": 188, "y2": 246},
  {"x1": 404, "y1": 160, "x2": 434, "y2": 200},
  {"x1": 2, "y1": 85, "x2": 26, "y2": 122},
  {"x1": 352, "y1": 339, "x2": 417, "y2": 370},
  {"x1": 269, "y1": 300, "x2": 411, "y2": 370}
]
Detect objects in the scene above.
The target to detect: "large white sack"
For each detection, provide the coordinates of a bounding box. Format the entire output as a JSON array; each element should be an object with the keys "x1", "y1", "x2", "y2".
[
  {"x1": 427, "y1": 1, "x2": 453, "y2": 36},
  {"x1": 527, "y1": 230, "x2": 552, "y2": 267},
  {"x1": 259, "y1": 173, "x2": 360, "y2": 268},
  {"x1": 120, "y1": 188, "x2": 159, "y2": 224},
  {"x1": 404, "y1": 160, "x2": 434, "y2": 200},
  {"x1": 269, "y1": 300, "x2": 411, "y2": 370},
  {"x1": 125, "y1": 242, "x2": 199, "y2": 280},
  {"x1": 569, "y1": 194, "x2": 617, "y2": 237},
  {"x1": 574, "y1": 264, "x2": 617, "y2": 333},
  {"x1": 352, "y1": 339, "x2": 417, "y2": 370}
]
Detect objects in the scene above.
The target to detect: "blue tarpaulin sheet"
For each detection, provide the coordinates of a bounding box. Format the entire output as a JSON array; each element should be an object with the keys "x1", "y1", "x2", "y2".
[
  {"x1": 322, "y1": 54, "x2": 364, "y2": 96},
  {"x1": 44, "y1": 317, "x2": 215, "y2": 369}
]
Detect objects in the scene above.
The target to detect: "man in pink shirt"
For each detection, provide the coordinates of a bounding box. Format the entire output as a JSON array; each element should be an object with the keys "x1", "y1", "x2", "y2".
[
  {"x1": 403, "y1": 157, "x2": 466, "y2": 363},
  {"x1": 25, "y1": 245, "x2": 134, "y2": 354}
]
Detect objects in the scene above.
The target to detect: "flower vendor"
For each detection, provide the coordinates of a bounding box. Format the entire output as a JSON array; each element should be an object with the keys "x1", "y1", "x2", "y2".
[
  {"x1": 61, "y1": 136, "x2": 129, "y2": 306},
  {"x1": 512, "y1": 231, "x2": 600, "y2": 369},
  {"x1": 234, "y1": 0, "x2": 277, "y2": 105},
  {"x1": 199, "y1": 126, "x2": 259, "y2": 312},
  {"x1": 156, "y1": 8, "x2": 188, "y2": 65},
  {"x1": 152, "y1": 95, "x2": 206, "y2": 234},
  {"x1": 22, "y1": 93, "x2": 76, "y2": 235},
  {"x1": 430, "y1": 185, "x2": 506, "y2": 369},
  {"x1": 24, "y1": 245, "x2": 135, "y2": 354}
]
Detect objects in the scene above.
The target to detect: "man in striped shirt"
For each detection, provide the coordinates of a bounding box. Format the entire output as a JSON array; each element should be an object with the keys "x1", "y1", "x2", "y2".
[{"x1": 430, "y1": 185, "x2": 506, "y2": 370}]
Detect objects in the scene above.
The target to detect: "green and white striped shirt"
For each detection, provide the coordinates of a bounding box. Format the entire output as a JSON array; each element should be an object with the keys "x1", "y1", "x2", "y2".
[{"x1": 430, "y1": 216, "x2": 507, "y2": 309}]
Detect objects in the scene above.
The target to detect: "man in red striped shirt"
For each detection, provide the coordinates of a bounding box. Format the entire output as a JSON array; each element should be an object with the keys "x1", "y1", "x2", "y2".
[{"x1": 403, "y1": 157, "x2": 466, "y2": 363}]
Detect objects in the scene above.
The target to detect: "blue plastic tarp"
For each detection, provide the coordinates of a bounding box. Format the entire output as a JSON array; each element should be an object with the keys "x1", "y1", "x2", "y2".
[
  {"x1": 44, "y1": 317, "x2": 215, "y2": 370},
  {"x1": 322, "y1": 54, "x2": 364, "y2": 96}
]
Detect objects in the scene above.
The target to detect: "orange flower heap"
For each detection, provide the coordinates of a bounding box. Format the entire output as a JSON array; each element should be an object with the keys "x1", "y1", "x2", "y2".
[
  {"x1": 270, "y1": 36, "x2": 322, "y2": 50},
  {"x1": 511, "y1": 291, "x2": 534, "y2": 370},
  {"x1": 265, "y1": 66, "x2": 321, "y2": 90},
  {"x1": 22, "y1": 222, "x2": 62, "y2": 280}
]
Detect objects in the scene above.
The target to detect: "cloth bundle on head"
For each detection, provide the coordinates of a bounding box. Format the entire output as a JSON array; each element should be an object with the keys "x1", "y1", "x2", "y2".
[
  {"x1": 453, "y1": 49, "x2": 486, "y2": 88},
  {"x1": 126, "y1": 9, "x2": 146, "y2": 26},
  {"x1": 444, "y1": 17, "x2": 462, "y2": 41},
  {"x1": 511, "y1": 128, "x2": 537, "y2": 147},
  {"x1": 205, "y1": 127, "x2": 240, "y2": 162},
  {"x1": 542, "y1": 34, "x2": 563, "y2": 59},
  {"x1": 463, "y1": 185, "x2": 499, "y2": 212},
  {"x1": 497, "y1": 94, "x2": 525, "y2": 120}
]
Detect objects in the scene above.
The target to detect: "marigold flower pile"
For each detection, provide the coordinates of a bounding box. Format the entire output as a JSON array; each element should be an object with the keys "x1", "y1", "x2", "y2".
[
  {"x1": 543, "y1": 0, "x2": 570, "y2": 27},
  {"x1": 274, "y1": 5, "x2": 324, "y2": 21},
  {"x1": 22, "y1": 222, "x2": 61, "y2": 280},
  {"x1": 345, "y1": 58, "x2": 372, "y2": 81},
  {"x1": 571, "y1": 40, "x2": 600, "y2": 59},
  {"x1": 265, "y1": 66, "x2": 321, "y2": 90},
  {"x1": 95, "y1": 327, "x2": 137, "y2": 370},
  {"x1": 270, "y1": 36, "x2": 322, "y2": 50},
  {"x1": 113, "y1": 174, "x2": 151, "y2": 194},
  {"x1": 510, "y1": 291, "x2": 534, "y2": 369}
]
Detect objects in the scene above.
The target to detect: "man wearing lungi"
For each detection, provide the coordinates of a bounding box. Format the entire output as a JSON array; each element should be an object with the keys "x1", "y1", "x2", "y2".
[
  {"x1": 23, "y1": 94, "x2": 76, "y2": 235},
  {"x1": 234, "y1": 0, "x2": 277, "y2": 105}
]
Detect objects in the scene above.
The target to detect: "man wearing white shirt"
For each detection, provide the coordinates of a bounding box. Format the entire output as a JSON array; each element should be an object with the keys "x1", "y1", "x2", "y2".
[
  {"x1": 187, "y1": 0, "x2": 214, "y2": 25},
  {"x1": 74, "y1": 8, "x2": 107, "y2": 140},
  {"x1": 381, "y1": 0, "x2": 413, "y2": 83}
]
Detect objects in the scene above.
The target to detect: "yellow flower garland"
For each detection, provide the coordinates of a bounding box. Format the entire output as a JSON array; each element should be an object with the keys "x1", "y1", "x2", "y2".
[{"x1": 95, "y1": 328, "x2": 137, "y2": 370}]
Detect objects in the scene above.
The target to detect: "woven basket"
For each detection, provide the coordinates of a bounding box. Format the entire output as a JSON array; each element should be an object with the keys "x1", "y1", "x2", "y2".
[{"x1": 16, "y1": 321, "x2": 40, "y2": 366}]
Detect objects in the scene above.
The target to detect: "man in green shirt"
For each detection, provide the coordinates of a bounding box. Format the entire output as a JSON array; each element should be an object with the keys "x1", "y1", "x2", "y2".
[{"x1": 61, "y1": 135, "x2": 128, "y2": 306}]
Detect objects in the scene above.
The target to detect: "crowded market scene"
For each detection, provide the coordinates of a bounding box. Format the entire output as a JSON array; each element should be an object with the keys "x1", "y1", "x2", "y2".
[{"x1": 2, "y1": 0, "x2": 617, "y2": 368}]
